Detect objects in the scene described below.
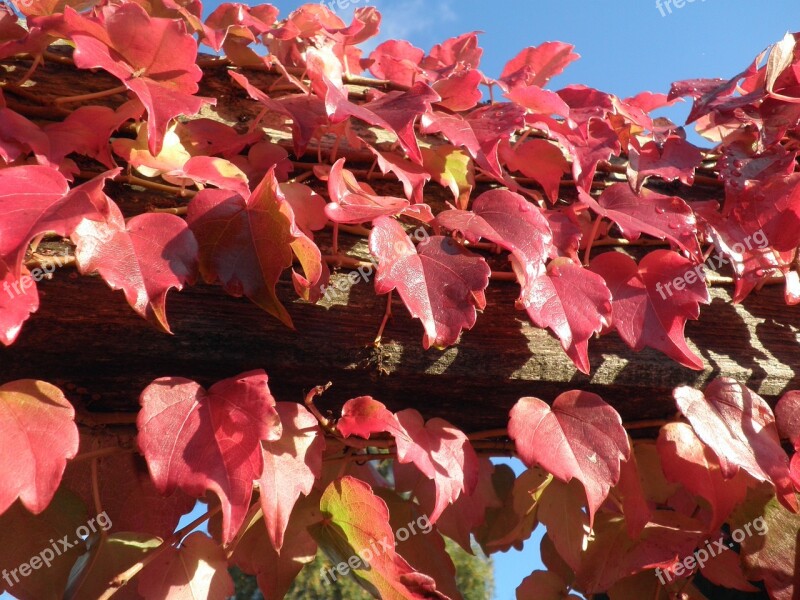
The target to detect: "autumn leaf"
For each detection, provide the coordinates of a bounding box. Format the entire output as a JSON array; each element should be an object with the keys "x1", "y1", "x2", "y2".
[
  {"x1": 137, "y1": 370, "x2": 282, "y2": 543},
  {"x1": 509, "y1": 391, "x2": 630, "y2": 525},
  {"x1": 369, "y1": 215, "x2": 490, "y2": 349},
  {"x1": 0, "y1": 380, "x2": 79, "y2": 515},
  {"x1": 65, "y1": 3, "x2": 213, "y2": 155}
]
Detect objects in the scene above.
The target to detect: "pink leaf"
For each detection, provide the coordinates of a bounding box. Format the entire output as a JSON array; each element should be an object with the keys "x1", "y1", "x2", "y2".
[
  {"x1": 369, "y1": 215, "x2": 490, "y2": 348},
  {"x1": 0, "y1": 380, "x2": 79, "y2": 515},
  {"x1": 589, "y1": 250, "x2": 709, "y2": 370},
  {"x1": 500, "y1": 42, "x2": 579, "y2": 89},
  {"x1": 71, "y1": 204, "x2": 198, "y2": 333},
  {"x1": 259, "y1": 402, "x2": 325, "y2": 552},
  {"x1": 508, "y1": 390, "x2": 630, "y2": 525},
  {"x1": 65, "y1": 3, "x2": 213, "y2": 155},
  {"x1": 137, "y1": 370, "x2": 282, "y2": 543},
  {"x1": 674, "y1": 378, "x2": 798, "y2": 512},
  {"x1": 520, "y1": 258, "x2": 612, "y2": 374}
]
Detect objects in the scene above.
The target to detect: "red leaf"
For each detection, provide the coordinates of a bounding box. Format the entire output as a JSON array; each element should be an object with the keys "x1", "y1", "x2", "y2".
[
  {"x1": 71, "y1": 204, "x2": 198, "y2": 333},
  {"x1": 657, "y1": 422, "x2": 749, "y2": 531},
  {"x1": 0, "y1": 166, "x2": 112, "y2": 280},
  {"x1": 369, "y1": 216, "x2": 490, "y2": 348},
  {"x1": 337, "y1": 395, "x2": 408, "y2": 442},
  {"x1": 230, "y1": 493, "x2": 320, "y2": 600},
  {"x1": 627, "y1": 136, "x2": 703, "y2": 191},
  {"x1": 674, "y1": 378, "x2": 798, "y2": 512},
  {"x1": 436, "y1": 189, "x2": 553, "y2": 302},
  {"x1": 421, "y1": 31, "x2": 483, "y2": 75},
  {"x1": 65, "y1": 3, "x2": 212, "y2": 155},
  {"x1": 0, "y1": 105, "x2": 52, "y2": 166},
  {"x1": 509, "y1": 391, "x2": 629, "y2": 525},
  {"x1": 367, "y1": 146, "x2": 431, "y2": 204},
  {"x1": 259, "y1": 402, "x2": 325, "y2": 552},
  {"x1": 62, "y1": 437, "x2": 194, "y2": 539},
  {"x1": 520, "y1": 258, "x2": 612, "y2": 374},
  {"x1": 0, "y1": 380, "x2": 79, "y2": 515},
  {"x1": 324, "y1": 158, "x2": 423, "y2": 225},
  {"x1": 589, "y1": 250, "x2": 709, "y2": 370},
  {"x1": 699, "y1": 539, "x2": 759, "y2": 592},
  {"x1": 395, "y1": 409, "x2": 479, "y2": 523},
  {"x1": 575, "y1": 511, "x2": 704, "y2": 594},
  {"x1": 137, "y1": 370, "x2": 282, "y2": 543},
  {"x1": 499, "y1": 42, "x2": 579, "y2": 89},
  {"x1": 615, "y1": 445, "x2": 653, "y2": 538},
  {"x1": 137, "y1": 532, "x2": 234, "y2": 599},
  {"x1": 516, "y1": 571, "x2": 571, "y2": 600},
  {"x1": 499, "y1": 138, "x2": 569, "y2": 203},
  {"x1": 368, "y1": 39, "x2": 424, "y2": 87},
  {"x1": 0, "y1": 263, "x2": 40, "y2": 346},
  {"x1": 579, "y1": 184, "x2": 702, "y2": 260},
  {"x1": 187, "y1": 167, "x2": 325, "y2": 327},
  {"x1": 432, "y1": 69, "x2": 483, "y2": 111},
  {"x1": 775, "y1": 390, "x2": 800, "y2": 449}
]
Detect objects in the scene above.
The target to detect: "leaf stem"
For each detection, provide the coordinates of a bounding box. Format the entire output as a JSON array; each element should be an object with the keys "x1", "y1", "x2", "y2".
[{"x1": 53, "y1": 85, "x2": 129, "y2": 106}]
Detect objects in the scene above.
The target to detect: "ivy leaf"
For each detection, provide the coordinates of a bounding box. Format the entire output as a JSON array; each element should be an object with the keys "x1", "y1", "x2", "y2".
[
  {"x1": 0, "y1": 166, "x2": 113, "y2": 280},
  {"x1": 627, "y1": 136, "x2": 703, "y2": 191},
  {"x1": 65, "y1": 533, "x2": 161, "y2": 600},
  {"x1": 367, "y1": 39, "x2": 424, "y2": 87},
  {"x1": 589, "y1": 250, "x2": 709, "y2": 370},
  {"x1": 537, "y1": 479, "x2": 590, "y2": 572},
  {"x1": 337, "y1": 395, "x2": 409, "y2": 443},
  {"x1": 259, "y1": 402, "x2": 325, "y2": 552},
  {"x1": 394, "y1": 408, "x2": 479, "y2": 523},
  {"x1": 509, "y1": 391, "x2": 630, "y2": 525},
  {"x1": 575, "y1": 511, "x2": 704, "y2": 594},
  {"x1": 230, "y1": 493, "x2": 321, "y2": 600},
  {"x1": 436, "y1": 189, "x2": 553, "y2": 302},
  {"x1": 520, "y1": 258, "x2": 612, "y2": 374},
  {"x1": 369, "y1": 216, "x2": 490, "y2": 349},
  {"x1": 657, "y1": 422, "x2": 749, "y2": 531},
  {"x1": 516, "y1": 570, "x2": 572, "y2": 600},
  {"x1": 71, "y1": 204, "x2": 199, "y2": 334},
  {"x1": 310, "y1": 476, "x2": 448, "y2": 599},
  {"x1": 324, "y1": 158, "x2": 425, "y2": 225},
  {"x1": 420, "y1": 144, "x2": 474, "y2": 209},
  {"x1": 0, "y1": 380, "x2": 79, "y2": 515},
  {"x1": 0, "y1": 263, "x2": 40, "y2": 346},
  {"x1": 187, "y1": 167, "x2": 325, "y2": 327},
  {"x1": 64, "y1": 3, "x2": 213, "y2": 155},
  {"x1": 137, "y1": 370, "x2": 282, "y2": 544},
  {"x1": 62, "y1": 434, "x2": 195, "y2": 539},
  {"x1": 579, "y1": 184, "x2": 702, "y2": 260},
  {"x1": 0, "y1": 490, "x2": 87, "y2": 600},
  {"x1": 499, "y1": 42, "x2": 579, "y2": 89},
  {"x1": 137, "y1": 532, "x2": 234, "y2": 599},
  {"x1": 674, "y1": 378, "x2": 798, "y2": 513},
  {"x1": 499, "y1": 138, "x2": 570, "y2": 203},
  {"x1": 741, "y1": 496, "x2": 800, "y2": 600}
]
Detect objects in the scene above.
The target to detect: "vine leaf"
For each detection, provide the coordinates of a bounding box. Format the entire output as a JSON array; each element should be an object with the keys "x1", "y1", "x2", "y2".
[
  {"x1": 187, "y1": 167, "x2": 326, "y2": 327},
  {"x1": 71, "y1": 204, "x2": 199, "y2": 334},
  {"x1": 137, "y1": 370, "x2": 282, "y2": 543},
  {"x1": 310, "y1": 476, "x2": 448, "y2": 599},
  {"x1": 674, "y1": 378, "x2": 799, "y2": 512},
  {"x1": 520, "y1": 258, "x2": 612, "y2": 374},
  {"x1": 137, "y1": 532, "x2": 234, "y2": 599},
  {"x1": 64, "y1": 2, "x2": 213, "y2": 155},
  {"x1": 589, "y1": 250, "x2": 709, "y2": 370},
  {"x1": 509, "y1": 391, "x2": 630, "y2": 525},
  {"x1": 369, "y1": 216, "x2": 490, "y2": 349},
  {"x1": 259, "y1": 402, "x2": 325, "y2": 552},
  {"x1": 657, "y1": 422, "x2": 749, "y2": 531},
  {"x1": 0, "y1": 380, "x2": 79, "y2": 515}
]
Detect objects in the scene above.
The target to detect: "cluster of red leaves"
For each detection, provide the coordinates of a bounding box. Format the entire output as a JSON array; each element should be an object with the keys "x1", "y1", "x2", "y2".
[
  {"x1": 2, "y1": 0, "x2": 800, "y2": 598},
  {"x1": 1, "y1": 371, "x2": 799, "y2": 598}
]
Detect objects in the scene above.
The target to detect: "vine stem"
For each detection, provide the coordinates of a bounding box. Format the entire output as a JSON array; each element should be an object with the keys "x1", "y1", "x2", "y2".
[
  {"x1": 99, "y1": 504, "x2": 222, "y2": 599},
  {"x1": 53, "y1": 85, "x2": 129, "y2": 105},
  {"x1": 304, "y1": 382, "x2": 337, "y2": 434}
]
